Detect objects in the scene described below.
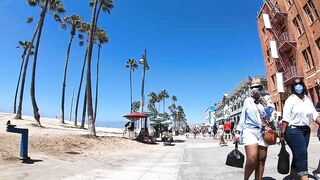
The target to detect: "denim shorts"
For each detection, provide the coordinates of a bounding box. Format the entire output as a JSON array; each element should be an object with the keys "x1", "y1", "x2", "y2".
[{"x1": 285, "y1": 126, "x2": 310, "y2": 177}]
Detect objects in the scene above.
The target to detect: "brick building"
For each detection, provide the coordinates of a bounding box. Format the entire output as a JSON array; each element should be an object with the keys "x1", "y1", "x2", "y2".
[{"x1": 257, "y1": 0, "x2": 320, "y2": 113}]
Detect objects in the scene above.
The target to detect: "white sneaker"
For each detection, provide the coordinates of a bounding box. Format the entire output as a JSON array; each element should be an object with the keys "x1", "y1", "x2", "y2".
[{"x1": 313, "y1": 170, "x2": 320, "y2": 180}]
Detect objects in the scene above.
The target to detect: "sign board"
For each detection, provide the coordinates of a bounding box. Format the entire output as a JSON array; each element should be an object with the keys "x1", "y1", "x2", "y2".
[{"x1": 263, "y1": 14, "x2": 272, "y2": 29}]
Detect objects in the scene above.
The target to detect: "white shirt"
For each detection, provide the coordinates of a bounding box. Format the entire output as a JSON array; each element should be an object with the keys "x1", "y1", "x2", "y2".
[
  {"x1": 237, "y1": 95, "x2": 274, "y2": 132},
  {"x1": 282, "y1": 94, "x2": 319, "y2": 126}
]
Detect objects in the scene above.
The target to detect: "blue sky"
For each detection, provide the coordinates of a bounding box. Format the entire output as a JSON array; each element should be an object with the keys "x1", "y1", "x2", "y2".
[{"x1": 0, "y1": 0, "x2": 266, "y2": 127}]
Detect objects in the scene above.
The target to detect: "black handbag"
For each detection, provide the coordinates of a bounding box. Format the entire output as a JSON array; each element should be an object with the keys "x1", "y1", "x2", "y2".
[
  {"x1": 226, "y1": 141, "x2": 244, "y2": 168},
  {"x1": 277, "y1": 143, "x2": 290, "y2": 174}
]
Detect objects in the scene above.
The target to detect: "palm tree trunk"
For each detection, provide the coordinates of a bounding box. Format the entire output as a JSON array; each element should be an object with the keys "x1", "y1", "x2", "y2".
[
  {"x1": 86, "y1": 0, "x2": 98, "y2": 136},
  {"x1": 61, "y1": 34, "x2": 74, "y2": 124},
  {"x1": 30, "y1": 0, "x2": 50, "y2": 126},
  {"x1": 69, "y1": 89, "x2": 74, "y2": 122},
  {"x1": 93, "y1": 45, "x2": 101, "y2": 121},
  {"x1": 163, "y1": 100, "x2": 165, "y2": 113},
  {"x1": 129, "y1": 68, "x2": 133, "y2": 113},
  {"x1": 74, "y1": 48, "x2": 87, "y2": 126},
  {"x1": 13, "y1": 48, "x2": 27, "y2": 113},
  {"x1": 15, "y1": 11, "x2": 41, "y2": 120},
  {"x1": 80, "y1": 86, "x2": 87, "y2": 129}
]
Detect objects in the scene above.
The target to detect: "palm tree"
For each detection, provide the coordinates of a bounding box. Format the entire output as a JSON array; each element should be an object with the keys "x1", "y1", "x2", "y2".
[
  {"x1": 132, "y1": 101, "x2": 141, "y2": 112},
  {"x1": 74, "y1": 22, "x2": 90, "y2": 126},
  {"x1": 169, "y1": 95, "x2": 177, "y2": 129},
  {"x1": 60, "y1": 14, "x2": 83, "y2": 124},
  {"x1": 157, "y1": 92, "x2": 163, "y2": 112},
  {"x1": 86, "y1": 0, "x2": 113, "y2": 136},
  {"x1": 93, "y1": 28, "x2": 108, "y2": 121},
  {"x1": 176, "y1": 105, "x2": 186, "y2": 128},
  {"x1": 126, "y1": 58, "x2": 138, "y2": 113},
  {"x1": 148, "y1": 92, "x2": 158, "y2": 116},
  {"x1": 20, "y1": 0, "x2": 65, "y2": 125},
  {"x1": 13, "y1": 41, "x2": 33, "y2": 114},
  {"x1": 160, "y1": 89, "x2": 169, "y2": 113}
]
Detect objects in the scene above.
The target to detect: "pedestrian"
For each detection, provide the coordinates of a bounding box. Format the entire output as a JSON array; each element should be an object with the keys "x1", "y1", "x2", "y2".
[
  {"x1": 224, "y1": 119, "x2": 231, "y2": 141},
  {"x1": 218, "y1": 122, "x2": 226, "y2": 146},
  {"x1": 280, "y1": 78, "x2": 320, "y2": 180},
  {"x1": 314, "y1": 127, "x2": 320, "y2": 180},
  {"x1": 185, "y1": 125, "x2": 190, "y2": 138},
  {"x1": 236, "y1": 78, "x2": 275, "y2": 180}
]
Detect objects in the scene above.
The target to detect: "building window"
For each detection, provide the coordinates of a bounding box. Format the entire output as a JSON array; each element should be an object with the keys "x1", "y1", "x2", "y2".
[
  {"x1": 316, "y1": 37, "x2": 320, "y2": 49},
  {"x1": 304, "y1": 4, "x2": 315, "y2": 23},
  {"x1": 308, "y1": 0, "x2": 319, "y2": 18},
  {"x1": 293, "y1": 15, "x2": 304, "y2": 36},
  {"x1": 302, "y1": 47, "x2": 315, "y2": 69},
  {"x1": 286, "y1": 0, "x2": 293, "y2": 8},
  {"x1": 267, "y1": 47, "x2": 272, "y2": 63},
  {"x1": 271, "y1": 75, "x2": 276, "y2": 90}
]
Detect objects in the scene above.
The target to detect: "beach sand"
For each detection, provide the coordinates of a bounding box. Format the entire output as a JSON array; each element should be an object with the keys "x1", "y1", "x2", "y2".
[{"x1": 0, "y1": 112, "x2": 151, "y2": 165}]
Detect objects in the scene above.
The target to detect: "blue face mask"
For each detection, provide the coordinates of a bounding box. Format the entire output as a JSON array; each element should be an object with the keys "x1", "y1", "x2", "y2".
[{"x1": 294, "y1": 84, "x2": 303, "y2": 94}]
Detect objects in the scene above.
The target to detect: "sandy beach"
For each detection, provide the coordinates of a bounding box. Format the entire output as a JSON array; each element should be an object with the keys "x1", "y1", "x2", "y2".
[{"x1": 0, "y1": 112, "x2": 152, "y2": 166}]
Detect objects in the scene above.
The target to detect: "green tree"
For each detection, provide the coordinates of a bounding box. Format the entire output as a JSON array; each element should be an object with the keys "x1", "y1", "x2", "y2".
[
  {"x1": 13, "y1": 41, "x2": 33, "y2": 114},
  {"x1": 132, "y1": 101, "x2": 141, "y2": 112},
  {"x1": 126, "y1": 58, "x2": 138, "y2": 113},
  {"x1": 148, "y1": 92, "x2": 158, "y2": 116},
  {"x1": 169, "y1": 95, "x2": 177, "y2": 129},
  {"x1": 60, "y1": 14, "x2": 83, "y2": 124},
  {"x1": 86, "y1": 0, "x2": 114, "y2": 136}
]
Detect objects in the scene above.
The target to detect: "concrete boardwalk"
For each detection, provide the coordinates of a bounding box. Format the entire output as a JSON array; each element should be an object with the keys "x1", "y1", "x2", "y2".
[{"x1": 2, "y1": 135, "x2": 319, "y2": 180}]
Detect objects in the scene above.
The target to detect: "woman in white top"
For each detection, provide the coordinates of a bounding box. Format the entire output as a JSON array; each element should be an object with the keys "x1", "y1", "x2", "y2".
[
  {"x1": 280, "y1": 78, "x2": 320, "y2": 180},
  {"x1": 236, "y1": 78, "x2": 275, "y2": 180}
]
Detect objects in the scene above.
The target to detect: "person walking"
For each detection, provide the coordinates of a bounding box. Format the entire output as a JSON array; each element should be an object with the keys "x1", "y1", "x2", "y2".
[
  {"x1": 236, "y1": 78, "x2": 275, "y2": 180},
  {"x1": 224, "y1": 120, "x2": 231, "y2": 141},
  {"x1": 314, "y1": 101, "x2": 320, "y2": 179},
  {"x1": 218, "y1": 122, "x2": 226, "y2": 146},
  {"x1": 280, "y1": 78, "x2": 320, "y2": 180}
]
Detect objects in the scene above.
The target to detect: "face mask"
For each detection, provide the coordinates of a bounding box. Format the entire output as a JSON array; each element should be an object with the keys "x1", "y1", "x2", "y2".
[{"x1": 294, "y1": 84, "x2": 303, "y2": 94}]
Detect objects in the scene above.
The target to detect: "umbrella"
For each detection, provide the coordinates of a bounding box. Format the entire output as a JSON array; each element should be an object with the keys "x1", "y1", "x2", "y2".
[{"x1": 123, "y1": 112, "x2": 148, "y2": 120}]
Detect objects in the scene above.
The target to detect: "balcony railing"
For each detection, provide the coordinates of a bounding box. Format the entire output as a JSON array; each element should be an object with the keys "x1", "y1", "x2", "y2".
[
  {"x1": 278, "y1": 32, "x2": 296, "y2": 52},
  {"x1": 283, "y1": 66, "x2": 304, "y2": 83}
]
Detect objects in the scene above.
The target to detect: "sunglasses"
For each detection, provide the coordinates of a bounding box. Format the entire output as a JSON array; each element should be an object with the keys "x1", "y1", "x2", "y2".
[
  {"x1": 293, "y1": 82, "x2": 303, "y2": 86},
  {"x1": 250, "y1": 86, "x2": 262, "y2": 89}
]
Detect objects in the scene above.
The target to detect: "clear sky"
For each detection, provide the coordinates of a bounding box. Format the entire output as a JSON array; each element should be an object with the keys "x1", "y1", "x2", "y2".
[{"x1": 0, "y1": 0, "x2": 266, "y2": 127}]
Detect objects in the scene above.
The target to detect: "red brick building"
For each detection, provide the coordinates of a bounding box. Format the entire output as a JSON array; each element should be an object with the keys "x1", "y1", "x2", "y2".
[{"x1": 257, "y1": 0, "x2": 320, "y2": 113}]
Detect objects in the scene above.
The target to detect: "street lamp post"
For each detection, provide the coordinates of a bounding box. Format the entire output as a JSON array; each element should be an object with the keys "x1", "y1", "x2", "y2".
[{"x1": 139, "y1": 49, "x2": 149, "y2": 129}]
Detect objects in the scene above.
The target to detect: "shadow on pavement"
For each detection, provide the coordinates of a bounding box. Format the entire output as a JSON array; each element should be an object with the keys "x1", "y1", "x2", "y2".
[
  {"x1": 262, "y1": 177, "x2": 276, "y2": 180},
  {"x1": 21, "y1": 158, "x2": 43, "y2": 164},
  {"x1": 173, "y1": 140, "x2": 185, "y2": 143}
]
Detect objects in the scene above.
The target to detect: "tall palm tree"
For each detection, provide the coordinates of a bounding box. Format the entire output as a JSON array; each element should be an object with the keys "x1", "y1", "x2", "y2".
[
  {"x1": 13, "y1": 41, "x2": 33, "y2": 114},
  {"x1": 86, "y1": 0, "x2": 113, "y2": 136},
  {"x1": 157, "y1": 92, "x2": 163, "y2": 113},
  {"x1": 61, "y1": 14, "x2": 83, "y2": 124},
  {"x1": 20, "y1": 0, "x2": 65, "y2": 125},
  {"x1": 126, "y1": 58, "x2": 138, "y2": 113},
  {"x1": 160, "y1": 89, "x2": 169, "y2": 113},
  {"x1": 176, "y1": 105, "x2": 186, "y2": 128},
  {"x1": 169, "y1": 95, "x2": 177, "y2": 129},
  {"x1": 93, "y1": 28, "x2": 108, "y2": 121},
  {"x1": 74, "y1": 22, "x2": 90, "y2": 126}
]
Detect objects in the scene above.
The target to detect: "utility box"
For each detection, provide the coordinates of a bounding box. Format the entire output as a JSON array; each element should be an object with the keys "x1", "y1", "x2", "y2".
[{"x1": 6, "y1": 121, "x2": 30, "y2": 160}]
